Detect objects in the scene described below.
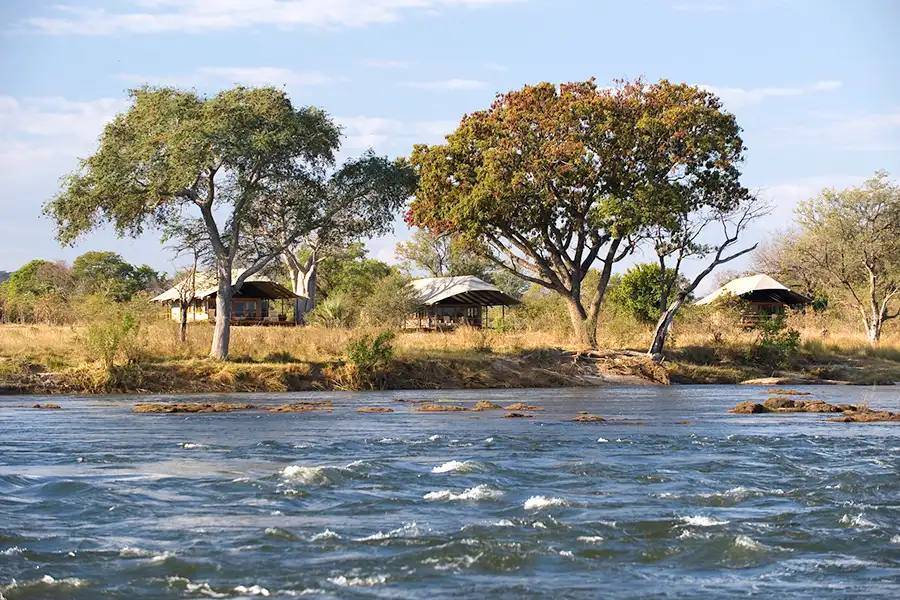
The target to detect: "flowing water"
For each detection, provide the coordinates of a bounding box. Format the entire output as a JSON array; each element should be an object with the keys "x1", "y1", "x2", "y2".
[{"x1": 2, "y1": 386, "x2": 900, "y2": 599}]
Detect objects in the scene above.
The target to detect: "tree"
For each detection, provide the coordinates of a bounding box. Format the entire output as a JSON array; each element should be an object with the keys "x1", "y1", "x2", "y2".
[
  {"x1": 315, "y1": 243, "x2": 393, "y2": 303},
  {"x1": 1, "y1": 260, "x2": 73, "y2": 324},
  {"x1": 409, "y1": 79, "x2": 747, "y2": 347},
  {"x1": 647, "y1": 195, "x2": 769, "y2": 356},
  {"x1": 275, "y1": 152, "x2": 415, "y2": 319},
  {"x1": 790, "y1": 172, "x2": 900, "y2": 343},
  {"x1": 396, "y1": 228, "x2": 492, "y2": 278},
  {"x1": 71, "y1": 251, "x2": 161, "y2": 301},
  {"x1": 613, "y1": 263, "x2": 690, "y2": 324},
  {"x1": 44, "y1": 85, "x2": 341, "y2": 358}
]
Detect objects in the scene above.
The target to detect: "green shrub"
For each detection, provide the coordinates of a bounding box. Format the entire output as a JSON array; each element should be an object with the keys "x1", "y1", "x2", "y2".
[
  {"x1": 346, "y1": 331, "x2": 395, "y2": 371},
  {"x1": 81, "y1": 308, "x2": 142, "y2": 370},
  {"x1": 307, "y1": 295, "x2": 354, "y2": 328},
  {"x1": 747, "y1": 314, "x2": 801, "y2": 369}
]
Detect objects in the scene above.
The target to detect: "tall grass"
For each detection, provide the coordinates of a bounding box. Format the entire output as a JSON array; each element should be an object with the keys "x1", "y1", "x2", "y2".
[{"x1": 0, "y1": 304, "x2": 897, "y2": 371}]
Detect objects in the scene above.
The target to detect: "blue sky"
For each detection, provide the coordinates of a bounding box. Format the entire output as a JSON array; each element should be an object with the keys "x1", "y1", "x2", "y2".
[{"x1": 1, "y1": 0, "x2": 898, "y2": 281}]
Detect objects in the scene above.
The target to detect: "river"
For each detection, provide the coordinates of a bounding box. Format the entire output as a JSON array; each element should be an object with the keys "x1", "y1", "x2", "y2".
[{"x1": 1, "y1": 386, "x2": 899, "y2": 599}]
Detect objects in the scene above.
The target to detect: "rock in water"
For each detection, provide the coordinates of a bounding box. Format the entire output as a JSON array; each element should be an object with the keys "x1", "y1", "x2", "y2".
[{"x1": 729, "y1": 402, "x2": 771, "y2": 414}]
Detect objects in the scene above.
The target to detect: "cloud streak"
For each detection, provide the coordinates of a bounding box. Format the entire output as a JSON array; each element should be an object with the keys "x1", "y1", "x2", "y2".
[
  {"x1": 26, "y1": 0, "x2": 525, "y2": 35},
  {"x1": 700, "y1": 80, "x2": 841, "y2": 108}
]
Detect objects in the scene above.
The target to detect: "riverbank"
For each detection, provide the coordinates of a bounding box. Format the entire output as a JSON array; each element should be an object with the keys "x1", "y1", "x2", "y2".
[{"x1": 0, "y1": 323, "x2": 898, "y2": 394}]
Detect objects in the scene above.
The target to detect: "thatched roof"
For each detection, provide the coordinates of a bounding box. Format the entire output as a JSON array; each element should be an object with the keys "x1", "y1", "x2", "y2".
[
  {"x1": 151, "y1": 271, "x2": 298, "y2": 303},
  {"x1": 411, "y1": 276, "x2": 519, "y2": 307},
  {"x1": 695, "y1": 274, "x2": 811, "y2": 306}
]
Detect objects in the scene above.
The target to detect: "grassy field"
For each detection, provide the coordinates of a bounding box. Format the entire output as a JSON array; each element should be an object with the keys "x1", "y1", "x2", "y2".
[{"x1": 1, "y1": 309, "x2": 898, "y2": 394}]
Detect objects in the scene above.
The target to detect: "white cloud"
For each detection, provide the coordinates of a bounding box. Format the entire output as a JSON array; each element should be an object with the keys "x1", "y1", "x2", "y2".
[
  {"x1": 765, "y1": 109, "x2": 900, "y2": 152},
  {"x1": 365, "y1": 59, "x2": 413, "y2": 69},
  {"x1": 25, "y1": 0, "x2": 525, "y2": 35},
  {"x1": 700, "y1": 80, "x2": 841, "y2": 109},
  {"x1": 117, "y1": 66, "x2": 341, "y2": 88},
  {"x1": 337, "y1": 115, "x2": 457, "y2": 151},
  {"x1": 482, "y1": 62, "x2": 508, "y2": 72},
  {"x1": 406, "y1": 79, "x2": 488, "y2": 90}
]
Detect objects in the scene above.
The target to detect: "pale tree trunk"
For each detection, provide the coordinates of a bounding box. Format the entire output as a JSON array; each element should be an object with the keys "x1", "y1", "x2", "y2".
[
  {"x1": 284, "y1": 248, "x2": 317, "y2": 323},
  {"x1": 179, "y1": 304, "x2": 188, "y2": 343},
  {"x1": 210, "y1": 262, "x2": 233, "y2": 360},
  {"x1": 298, "y1": 262, "x2": 317, "y2": 315},
  {"x1": 866, "y1": 319, "x2": 883, "y2": 344},
  {"x1": 649, "y1": 295, "x2": 687, "y2": 357}
]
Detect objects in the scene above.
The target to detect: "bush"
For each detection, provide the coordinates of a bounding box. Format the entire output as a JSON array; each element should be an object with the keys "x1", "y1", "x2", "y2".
[
  {"x1": 358, "y1": 273, "x2": 420, "y2": 328},
  {"x1": 346, "y1": 331, "x2": 395, "y2": 371},
  {"x1": 610, "y1": 263, "x2": 689, "y2": 324},
  {"x1": 81, "y1": 307, "x2": 142, "y2": 370},
  {"x1": 747, "y1": 314, "x2": 801, "y2": 369},
  {"x1": 307, "y1": 295, "x2": 354, "y2": 328}
]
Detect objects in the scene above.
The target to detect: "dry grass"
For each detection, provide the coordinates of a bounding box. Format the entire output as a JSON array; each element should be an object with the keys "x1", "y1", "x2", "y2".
[{"x1": 1, "y1": 306, "x2": 898, "y2": 391}]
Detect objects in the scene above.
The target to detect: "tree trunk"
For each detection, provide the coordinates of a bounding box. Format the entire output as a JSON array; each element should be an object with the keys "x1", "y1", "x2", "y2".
[
  {"x1": 565, "y1": 296, "x2": 591, "y2": 348},
  {"x1": 179, "y1": 303, "x2": 188, "y2": 343},
  {"x1": 299, "y1": 263, "x2": 317, "y2": 314},
  {"x1": 867, "y1": 317, "x2": 883, "y2": 344},
  {"x1": 210, "y1": 263, "x2": 233, "y2": 359},
  {"x1": 649, "y1": 295, "x2": 686, "y2": 358}
]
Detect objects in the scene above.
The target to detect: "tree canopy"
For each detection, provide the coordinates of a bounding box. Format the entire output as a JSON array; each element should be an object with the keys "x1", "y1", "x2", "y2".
[
  {"x1": 408, "y1": 78, "x2": 749, "y2": 347},
  {"x1": 44, "y1": 85, "x2": 342, "y2": 358}
]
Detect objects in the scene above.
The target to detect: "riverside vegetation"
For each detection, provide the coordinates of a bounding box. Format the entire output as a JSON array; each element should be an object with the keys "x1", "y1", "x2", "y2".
[{"x1": 0, "y1": 290, "x2": 897, "y2": 394}]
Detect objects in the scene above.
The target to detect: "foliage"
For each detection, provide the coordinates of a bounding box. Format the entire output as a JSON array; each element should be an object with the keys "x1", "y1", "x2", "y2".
[
  {"x1": 611, "y1": 263, "x2": 689, "y2": 323},
  {"x1": 396, "y1": 229, "x2": 492, "y2": 279},
  {"x1": 306, "y1": 295, "x2": 354, "y2": 328},
  {"x1": 771, "y1": 172, "x2": 900, "y2": 343},
  {"x1": 45, "y1": 85, "x2": 342, "y2": 358},
  {"x1": 358, "y1": 273, "x2": 421, "y2": 328},
  {"x1": 72, "y1": 251, "x2": 161, "y2": 301},
  {"x1": 346, "y1": 331, "x2": 396, "y2": 371},
  {"x1": 315, "y1": 243, "x2": 393, "y2": 303},
  {"x1": 80, "y1": 302, "x2": 144, "y2": 370},
  {"x1": 746, "y1": 314, "x2": 801, "y2": 369},
  {"x1": 408, "y1": 78, "x2": 749, "y2": 347}
]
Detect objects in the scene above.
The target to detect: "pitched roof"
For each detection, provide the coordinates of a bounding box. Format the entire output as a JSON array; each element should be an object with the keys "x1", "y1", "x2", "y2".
[
  {"x1": 695, "y1": 274, "x2": 810, "y2": 306},
  {"x1": 411, "y1": 275, "x2": 519, "y2": 306},
  {"x1": 151, "y1": 270, "x2": 298, "y2": 303}
]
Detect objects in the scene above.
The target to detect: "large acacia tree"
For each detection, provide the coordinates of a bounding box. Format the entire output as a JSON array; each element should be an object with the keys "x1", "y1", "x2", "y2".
[
  {"x1": 791, "y1": 172, "x2": 900, "y2": 343},
  {"x1": 45, "y1": 85, "x2": 341, "y2": 358},
  {"x1": 408, "y1": 79, "x2": 748, "y2": 346}
]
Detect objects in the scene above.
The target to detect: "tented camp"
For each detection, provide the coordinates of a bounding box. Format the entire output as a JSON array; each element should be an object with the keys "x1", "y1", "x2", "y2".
[
  {"x1": 695, "y1": 274, "x2": 811, "y2": 323},
  {"x1": 151, "y1": 271, "x2": 299, "y2": 326},
  {"x1": 407, "y1": 275, "x2": 519, "y2": 330}
]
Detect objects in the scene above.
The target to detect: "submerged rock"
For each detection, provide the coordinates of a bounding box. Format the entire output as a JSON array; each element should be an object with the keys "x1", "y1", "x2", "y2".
[
  {"x1": 572, "y1": 414, "x2": 606, "y2": 422},
  {"x1": 504, "y1": 403, "x2": 544, "y2": 411},
  {"x1": 829, "y1": 410, "x2": 900, "y2": 423},
  {"x1": 504, "y1": 412, "x2": 531, "y2": 418},
  {"x1": 413, "y1": 403, "x2": 468, "y2": 412},
  {"x1": 32, "y1": 403, "x2": 62, "y2": 410},
  {"x1": 267, "y1": 403, "x2": 332, "y2": 413},
  {"x1": 729, "y1": 402, "x2": 771, "y2": 414},
  {"x1": 356, "y1": 407, "x2": 393, "y2": 413},
  {"x1": 133, "y1": 403, "x2": 256, "y2": 413},
  {"x1": 473, "y1": 400, "x2": 503, "y2": 411},
  {"x1": 767, "y1": 388, "x2": 811, "y2": 396}
]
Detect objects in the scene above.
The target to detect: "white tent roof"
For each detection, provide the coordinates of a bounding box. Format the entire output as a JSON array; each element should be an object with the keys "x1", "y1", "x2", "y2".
[
  {"x1": 411, "y1": 276, "x2": 518, "y2": 306},
  {"x1": 151, "y1": 270, "x2": 297, "y2": 303},
  {"x1": 695, "y1": 274, "x2": 801, "y2": 305}
]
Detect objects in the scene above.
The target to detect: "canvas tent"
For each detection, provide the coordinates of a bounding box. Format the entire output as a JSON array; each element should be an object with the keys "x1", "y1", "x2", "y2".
[
  {"x1": 695, "y1": 274, "x2": 811, "y2": 322},
  {"x1": 151, "y1": 271, "x2": 298, "y2": 325},
  {"x1": 408, "y1": 275, "x2": 519, "y2": 329}
]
